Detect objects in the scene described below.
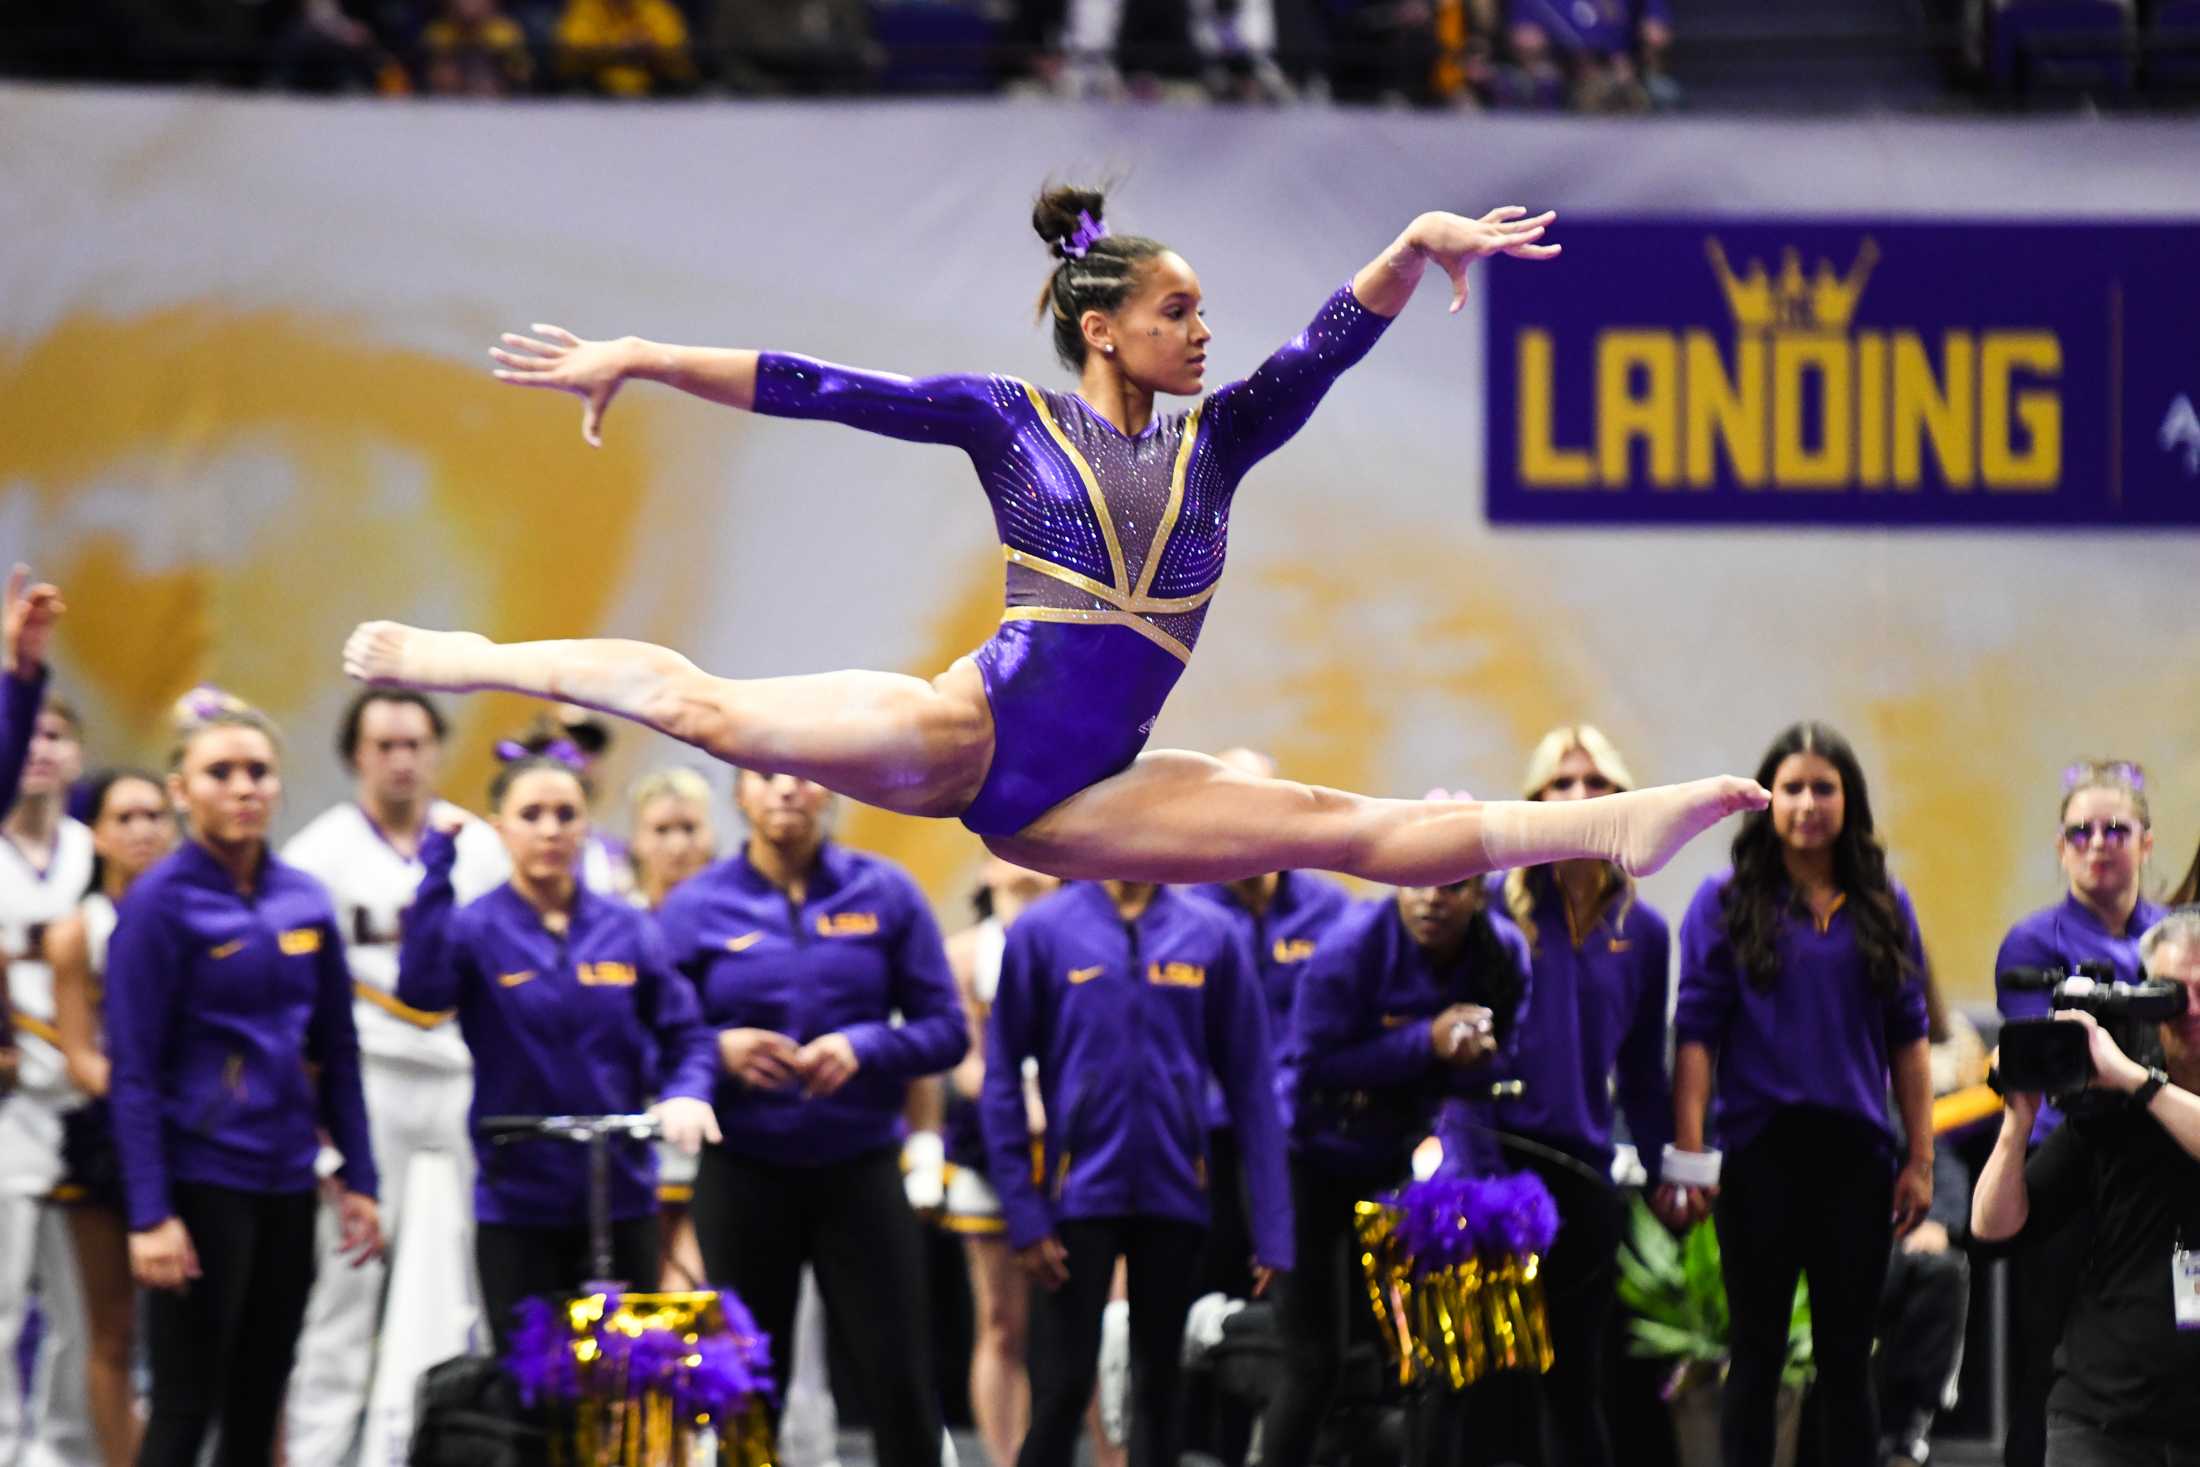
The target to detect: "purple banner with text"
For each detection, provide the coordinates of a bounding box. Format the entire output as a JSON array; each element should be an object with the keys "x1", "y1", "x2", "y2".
[{"x1": 1484, "y1": 221, "x2": 2200, "y2": 527}]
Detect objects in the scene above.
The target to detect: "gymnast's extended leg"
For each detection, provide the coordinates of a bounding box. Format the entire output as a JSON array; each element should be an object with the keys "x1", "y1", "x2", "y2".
[
  {"x1": 342, "y1": 621, "x2": 992, "y2": 818},
  {"x1": 987, "y1": 751, "x2": 1766, "y2": 885}
]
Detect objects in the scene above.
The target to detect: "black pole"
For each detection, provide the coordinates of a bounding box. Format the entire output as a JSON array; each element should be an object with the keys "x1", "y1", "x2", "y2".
[{"x1": 589, "y1": 1128, "x2": 613, "y2": 1284}]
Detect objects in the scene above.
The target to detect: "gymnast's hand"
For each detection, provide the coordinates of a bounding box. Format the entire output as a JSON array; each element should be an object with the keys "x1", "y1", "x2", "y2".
[
  {"x1": 489, "y1": 324, "x2": 634, "y2": 448},
  {"x1": 651, "y1": 1095, "x2": 724, "y2": 1155},
  {"x1": 1406, "y1": 207, "x2": 1562, "y2": 313},
  {"x1": 130, "y1": 1217, "x2": 202, "y2": 1292}
]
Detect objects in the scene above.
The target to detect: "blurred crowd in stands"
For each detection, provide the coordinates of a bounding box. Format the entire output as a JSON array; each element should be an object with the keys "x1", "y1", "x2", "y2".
[
  {"x1": 0, "y1": 0, "x2": 1681, "y2": 111},
  {"x1": 0, "y1": 1, "x2": 2193, "y2": 128}
]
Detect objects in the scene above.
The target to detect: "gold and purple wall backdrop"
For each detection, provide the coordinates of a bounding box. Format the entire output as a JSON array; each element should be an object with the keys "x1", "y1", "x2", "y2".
[{"x1": 5, "y1": 86, "x2": 2197, "y2": 998}]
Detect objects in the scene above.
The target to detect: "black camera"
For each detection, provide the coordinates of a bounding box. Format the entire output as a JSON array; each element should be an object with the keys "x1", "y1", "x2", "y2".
[{"x1": 1994, "y1": 962, "x2": 2185, "y2": 1096}]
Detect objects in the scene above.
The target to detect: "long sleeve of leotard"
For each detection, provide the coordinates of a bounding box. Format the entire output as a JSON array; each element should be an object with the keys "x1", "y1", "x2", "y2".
[
  {"x1": 1202, "y1": 285, "x2": 1394, "y2": 477},
  {"x1": 751, "y1": 354, "x2": 1015, "y2": 454}
]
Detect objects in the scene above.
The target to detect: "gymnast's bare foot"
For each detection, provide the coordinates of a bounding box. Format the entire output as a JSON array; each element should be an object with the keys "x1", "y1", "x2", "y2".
[
  {"x1": 1616, "y1": 775, "x2": 1769, "y2": 877},
  {"x1": 343, "y1": 622, "x2": 492, "y2": 691}
]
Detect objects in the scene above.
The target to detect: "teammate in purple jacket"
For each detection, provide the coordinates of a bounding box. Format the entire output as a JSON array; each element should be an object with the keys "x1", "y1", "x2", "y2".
[
  {"x1": 653, "y1": 770, "x2": 967, "y2": 1467},
  {"x1": 394, "y1": 753, "x2": 720, "y2": 1351},
  {"x1": 1989, "y1": 758, "x2": 2163, "y2": 1467},
  {"x1": 1665, "y1": 723, "x2": 1934, "y2": 1467},
  {"x1": 1184, "y1": 748, "x2": 1354, "y2": 1307},
  {"x1": 105, "y1": 692, "x2": 383, "y2": 1467},
  {"x1": 347, "y1": 187, "x2": 1766, "y2": 889},
  {"x1": 983, "y1": 880, "x2": 1288, "y2": 1467},
  {"x1": 1491, "y1": 726, "x2": 1673, "y2": 1467},
  {"x1": 1262, "y1": 870, "x2": 1530, "y2": 1467}
]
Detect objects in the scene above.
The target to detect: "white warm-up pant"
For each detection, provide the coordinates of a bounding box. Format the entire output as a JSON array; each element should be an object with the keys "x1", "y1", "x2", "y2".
[
  {"x1": 0, "y1": 1093, "x2": 95, "y2": 1467},
  {"x1": 1066, "y1": 0, "x2": 1274, "y2": 72},
  {"x1": 284, "y1": 1060, "x2": 475, "y2": 1467}
]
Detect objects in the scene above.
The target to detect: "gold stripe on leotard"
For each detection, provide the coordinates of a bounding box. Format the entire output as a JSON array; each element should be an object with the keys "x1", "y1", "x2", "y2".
[
  {"x1": 1021, "y1": 384, "x2": 1130, "y2": 595},
  {"x1": 1000, "y1": 607, "x2": 1194, "y2": 665},
  {"x1": 1002, "y1": 548, "x2": 1217, "y2": 616},
  {"x1": 1133, "y1": 400, "x2": 1204, "y2": 602}
]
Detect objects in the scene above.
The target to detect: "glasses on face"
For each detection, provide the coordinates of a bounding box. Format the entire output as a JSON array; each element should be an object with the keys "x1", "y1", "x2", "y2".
[
  {"x1": 2063, "y1": 760, "x2": 2146, "y2": 793},
  {"x1": 2063, "y1": 820, "x2": 2142, "y2": 850},
  {"x1": 1544, "y1": 773, "x2": 1615, "y2": 795}
]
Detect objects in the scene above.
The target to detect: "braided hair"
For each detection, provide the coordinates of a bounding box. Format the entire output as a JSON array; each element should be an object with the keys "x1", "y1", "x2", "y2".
[{"x1": 1031, "y1": 185, "x2": 1170, "y2": 371}]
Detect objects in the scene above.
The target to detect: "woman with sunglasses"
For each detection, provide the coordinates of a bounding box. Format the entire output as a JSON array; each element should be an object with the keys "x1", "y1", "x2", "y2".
[{"x1": 1990, "y1": 760, "x2": 2164, "y2": 1467}]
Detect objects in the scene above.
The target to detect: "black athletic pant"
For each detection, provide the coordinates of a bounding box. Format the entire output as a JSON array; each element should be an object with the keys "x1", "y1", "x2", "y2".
[
  {"x1": 1875, "y1": 1241, "x2": 1970, "y2": 1446},
  {"x1": 691, "y1": 1144, "x2": 941, "y2": 1467},
  {"x1": 2045, "y1": 1412, "x2": 2200, "y2": 1467},
  {"x1": 2008, "y1": 1208, "x2": 2093, "y2": 1467},
  {"x1": 1193, "y1": 1124, "x2": 1256, "y2": 1302},
  {"x1": 1258, "y1": 1156, "x2": 1393, "y2": 1467},
  {"x1": 1714, "y1": 1107, "x2": 1894, "y2": 1467},
  {"x1": 1497, "y1": 1135, "x2": 1627, "y2": 1467},
  {"x1": 1019, "y1": 1215, "x2": 1207, "y2": 1467},
  {"x1": 138, "y1": 1182, "x2": 317, "y2": 1467},
  {"x1": 475, "y1": 1215, "x2": 662, "y2": 1356}
]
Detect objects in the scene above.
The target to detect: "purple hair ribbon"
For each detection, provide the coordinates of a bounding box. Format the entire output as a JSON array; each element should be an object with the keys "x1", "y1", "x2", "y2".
[
  {"x1": 1061, "y1": 210, "x2": 1109, "y2": 260},
  {"x1": 496, "y1": 738, "x2": 588, "y2": 771}
]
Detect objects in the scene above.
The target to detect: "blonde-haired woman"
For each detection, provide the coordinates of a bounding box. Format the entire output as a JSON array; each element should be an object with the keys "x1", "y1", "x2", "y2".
[
  {"x1": 626, "y1": 766, "x2": 721, "y2": 1291},
  {"x1": 628, "y1": 767, "x2": 718, "y2": 912},
  {"x1": 1493, "y1": 725, "x2": 1674, "y2": 1467}
]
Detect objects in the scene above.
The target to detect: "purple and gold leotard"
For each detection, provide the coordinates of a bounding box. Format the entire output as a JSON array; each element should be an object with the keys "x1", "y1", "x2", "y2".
[{"x1": 753, "y1": 285, "x2": 1391, "y2": 836}]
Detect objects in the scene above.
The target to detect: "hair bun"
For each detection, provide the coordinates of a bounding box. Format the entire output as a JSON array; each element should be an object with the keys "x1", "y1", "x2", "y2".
[{"x1": 1032, "y1": 185, "x2": 1108, "y2": 260}]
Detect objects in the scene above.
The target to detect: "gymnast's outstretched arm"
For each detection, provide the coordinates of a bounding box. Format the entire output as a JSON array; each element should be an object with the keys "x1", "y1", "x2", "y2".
[
  {"x1": 490, "y1": 325, "x2": 1006, "y2": 451},
  {"x1": 1203, "y1": 207, "x2": 1563, "y2": 474}
]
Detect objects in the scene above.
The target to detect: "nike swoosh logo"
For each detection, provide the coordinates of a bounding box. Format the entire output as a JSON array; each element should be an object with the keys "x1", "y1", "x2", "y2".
[
  {"x1": 209, "y1": 940, "x2": 245, "y2": 960},
  {"x1": 498, "y1": 970, "x2": 537, "y2": 988},
  {"x1": 1068, "y1": 965, "x2": 1104, "y2": 984},
  {"x1": 725, "y1": 932, "x2": 764, "y2": 953}
]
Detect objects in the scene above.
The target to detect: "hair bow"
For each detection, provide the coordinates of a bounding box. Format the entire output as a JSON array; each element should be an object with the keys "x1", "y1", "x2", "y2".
[{"x1": 497, "y1": 738, "x2": 589, "y2": 771}]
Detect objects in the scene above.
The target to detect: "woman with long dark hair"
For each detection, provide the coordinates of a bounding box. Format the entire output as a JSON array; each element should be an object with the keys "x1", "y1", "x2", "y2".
[
  {"x1": 1664, "y1": 722, "x2": 1934, "y2": 1467},
  {"x1": 346, "y1": 187, "x2": 1761, "y2": 888},
  {"x1": 46, "y1": 768, "x2": 175, "y2": 1467},
  {"x1": 105, "y1": 692, "x2": 384, "y2": 1467}
]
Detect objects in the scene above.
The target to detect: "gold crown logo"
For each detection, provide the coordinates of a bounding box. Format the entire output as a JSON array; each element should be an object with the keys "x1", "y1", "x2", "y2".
[{"x1": 1705, "y1": 236, "x2": 1880, "y2": 332}]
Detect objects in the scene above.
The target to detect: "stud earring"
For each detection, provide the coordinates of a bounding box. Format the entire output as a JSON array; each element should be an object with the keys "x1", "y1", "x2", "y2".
[{"x1": 1103, "y1": 344, "x2": 1115, "y2": 355}]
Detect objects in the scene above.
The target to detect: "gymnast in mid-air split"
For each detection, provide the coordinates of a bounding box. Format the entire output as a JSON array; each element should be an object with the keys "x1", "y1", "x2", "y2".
[{"x1": 345, "y1": 186, "x2": 1767, "y2": 885}]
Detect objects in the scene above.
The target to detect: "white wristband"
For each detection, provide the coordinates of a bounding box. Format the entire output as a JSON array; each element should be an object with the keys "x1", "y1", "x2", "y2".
[
  {"x1": 903, "y1": 1130, "x2": 945, "y2": 1170},
  {"x1": 1660, "y1": 1144, "x2": 1723, "y2": 1189}
]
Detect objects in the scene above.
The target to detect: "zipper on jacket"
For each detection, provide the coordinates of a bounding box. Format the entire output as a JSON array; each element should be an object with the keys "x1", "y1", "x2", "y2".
[{"x1": 1124, "y1": 913, "x2": 1144, "y2": 1213}]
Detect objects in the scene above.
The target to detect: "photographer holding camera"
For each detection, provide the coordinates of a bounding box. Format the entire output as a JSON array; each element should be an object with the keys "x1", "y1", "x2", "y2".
[
  {"x1": 1992, "y1": 760, "x2": 2168, "y2": 1467},
  {"x1": 1972, "y1": 907, "x2": 2200, "y2": 1465}
]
